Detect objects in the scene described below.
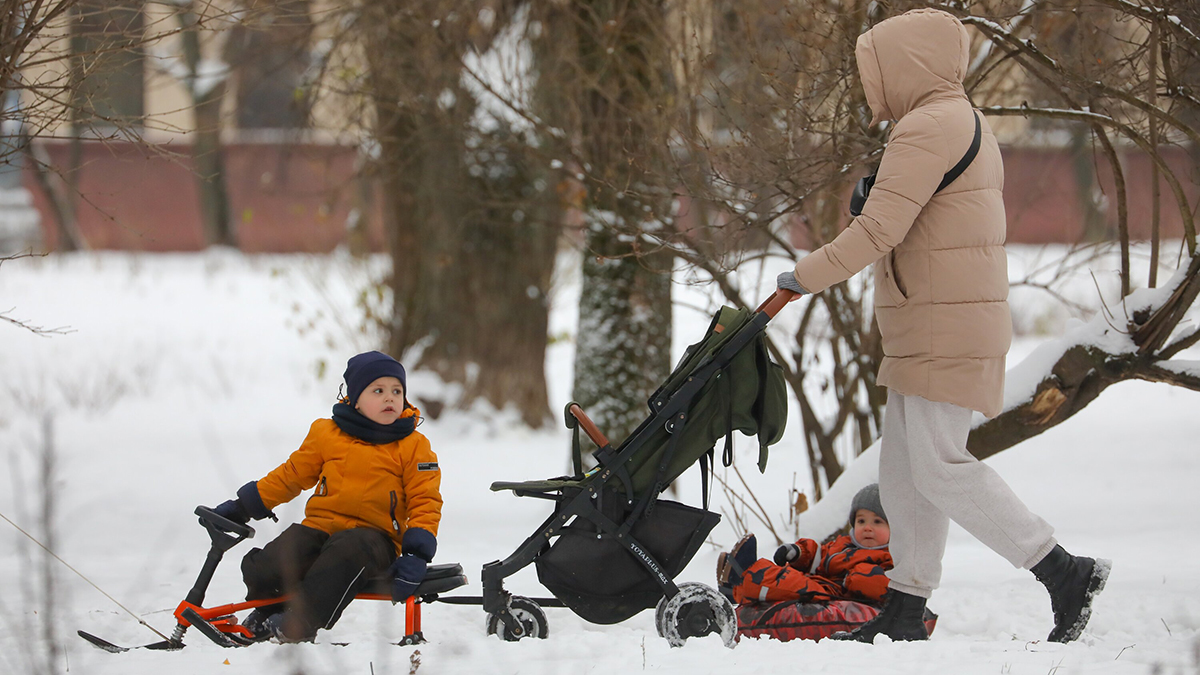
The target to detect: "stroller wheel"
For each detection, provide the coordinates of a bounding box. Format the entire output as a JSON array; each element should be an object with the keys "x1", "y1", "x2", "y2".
[
  {"x1": 658, "y1": 582, "x2": 738, "y2": 649},
  {"x1": 486, "y1": 596, "x2": 549, "y2": 642}
]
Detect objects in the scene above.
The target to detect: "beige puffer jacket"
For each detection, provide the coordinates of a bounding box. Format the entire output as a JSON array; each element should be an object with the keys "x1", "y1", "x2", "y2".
[{"x1": 792, "y1": 8, "x2": 1010, "y2": 418}]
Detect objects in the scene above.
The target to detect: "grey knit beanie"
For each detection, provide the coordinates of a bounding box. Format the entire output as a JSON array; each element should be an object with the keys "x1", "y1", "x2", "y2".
[{"x1": 849, "y1": 483, "x2": 887, "y2": 524}]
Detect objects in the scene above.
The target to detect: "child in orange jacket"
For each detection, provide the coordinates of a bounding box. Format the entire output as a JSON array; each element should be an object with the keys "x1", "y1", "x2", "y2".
[
  {"x1": 211, "y1": 351, "x2": 442, "y2": 642},
  {"x1": 718, "y1": 484, "x2": 891, "y2": 606}
]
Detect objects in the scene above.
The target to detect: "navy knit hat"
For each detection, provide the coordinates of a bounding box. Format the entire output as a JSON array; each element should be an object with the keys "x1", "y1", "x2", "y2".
[
  {"x1": 849, "y1": 483, "x2": 887, "y2": 524},
  {"x1": 343, "y1": 351, "x2": 407, "y2": 407}
]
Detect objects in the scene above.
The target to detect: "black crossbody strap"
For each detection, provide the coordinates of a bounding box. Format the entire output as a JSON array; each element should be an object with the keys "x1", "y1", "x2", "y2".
[{"x1": 936, "y1": 110, "x2": 981, "y2": 193}]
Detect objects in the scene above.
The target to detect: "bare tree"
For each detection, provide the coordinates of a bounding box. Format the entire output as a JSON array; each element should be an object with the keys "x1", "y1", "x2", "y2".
[
  {"x1": 471, "y1": 0, "x2": 1198, "y2": 502},
  {"x1": 336, "y1": 0, "x2": 561, "y2": 426},
  {"x1": 525, "y1": 0, "x2": 677, "y2": 444},
  {"x1": 166, "y1": 0, "x2": 243, "y2": 248},
  {"x1": 2, "y1": 0, "x2": 84, "y2": 250},
  {"x1": 941, "y1": 0, "x2": 1200, "y2": 453},
  {"x1": 780, "y1": 0, "x2": 1200, "y2": 534},
  {"x1": 667, "y1": 0, "x2": 1200, "y2": 503}
]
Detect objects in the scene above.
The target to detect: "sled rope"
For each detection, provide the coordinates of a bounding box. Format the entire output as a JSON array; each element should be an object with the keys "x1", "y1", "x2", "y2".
[{"x1": 0, "y1": 509, "x2": 171, "y2": 642}]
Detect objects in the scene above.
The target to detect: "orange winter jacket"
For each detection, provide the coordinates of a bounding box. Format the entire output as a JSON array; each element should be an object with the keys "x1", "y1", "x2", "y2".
[
  {"x1": 254, "y1": 408, "x2": 441, "y2": 556},
  {"x1": 789, "y1": 534, "x2": 892, "y2": 602}
]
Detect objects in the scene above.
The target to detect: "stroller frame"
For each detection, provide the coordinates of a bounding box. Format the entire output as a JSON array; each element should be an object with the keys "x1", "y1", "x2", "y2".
[{"x1": 482, "y1": 291, "x2": 794, "y2": 645}]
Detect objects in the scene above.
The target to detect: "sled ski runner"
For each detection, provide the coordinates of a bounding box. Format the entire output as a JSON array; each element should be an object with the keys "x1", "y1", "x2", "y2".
[{"x1": 76, "y1": 630, "x2": 182, "y2": 653}]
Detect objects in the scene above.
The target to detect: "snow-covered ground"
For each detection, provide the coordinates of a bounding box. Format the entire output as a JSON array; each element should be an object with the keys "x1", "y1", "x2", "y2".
[{"x1": 1, "y1": 246, "x2": 1197, "y2": 675}]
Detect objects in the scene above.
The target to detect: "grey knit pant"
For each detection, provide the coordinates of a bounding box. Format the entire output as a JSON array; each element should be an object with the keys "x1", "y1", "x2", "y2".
[{"x1": 879, "y1": 391, "x2": 1057, "y2": 598}]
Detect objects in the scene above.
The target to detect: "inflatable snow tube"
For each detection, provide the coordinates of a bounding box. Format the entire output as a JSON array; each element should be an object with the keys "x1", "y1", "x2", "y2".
[{"x1": 736, "y1": 599, "x2": 938, "y2": 642}]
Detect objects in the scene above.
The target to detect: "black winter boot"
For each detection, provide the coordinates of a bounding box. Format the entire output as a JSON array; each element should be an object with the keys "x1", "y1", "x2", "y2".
[
  {"x1": 716, "y1": 534, "x2": 757, "y2": 602},
  {"x1": 829, "y1": 589, "x2": 929, "y2": 642},
  {"x1": 240, "y1": 607, "x2": 282, "y2": 643},
  {"x1": 1030, "y1": 544, "x2": 1111, "y2": 643}
]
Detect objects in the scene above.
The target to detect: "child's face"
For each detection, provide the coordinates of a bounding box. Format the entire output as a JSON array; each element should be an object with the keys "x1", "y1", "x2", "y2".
[
  {"x1": 355, "y1": 376, "x2": 404, "y2": 425},
  {"x1": 853, "y1": 509, "x2": 890, "y2": 548}
]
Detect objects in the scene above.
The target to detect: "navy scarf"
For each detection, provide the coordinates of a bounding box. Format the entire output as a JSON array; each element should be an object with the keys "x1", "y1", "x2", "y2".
[{"x1": 332, "y1": 402, "x2": 416, "y2": 444}]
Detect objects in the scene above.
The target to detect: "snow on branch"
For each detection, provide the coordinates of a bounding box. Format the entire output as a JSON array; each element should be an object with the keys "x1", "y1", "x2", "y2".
[{"x1": 1156, "y1": 360, "x2": 1200, "y2": 380}]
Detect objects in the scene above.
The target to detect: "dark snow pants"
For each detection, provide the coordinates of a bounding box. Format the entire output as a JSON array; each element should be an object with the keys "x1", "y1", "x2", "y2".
[{"x1": 241, "y1": 524, "x2": 395, "y2": 638}]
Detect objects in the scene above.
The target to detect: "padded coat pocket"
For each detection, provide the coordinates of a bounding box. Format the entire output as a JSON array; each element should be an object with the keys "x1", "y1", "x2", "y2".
[{"x1": 875, "y1": 252, "x2": 909, "y2": 308}]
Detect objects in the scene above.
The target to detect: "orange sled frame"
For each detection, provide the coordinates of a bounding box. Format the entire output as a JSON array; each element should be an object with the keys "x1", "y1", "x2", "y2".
[{"x1": 78, "y1": 506, "x2": 469, "y2": 651}]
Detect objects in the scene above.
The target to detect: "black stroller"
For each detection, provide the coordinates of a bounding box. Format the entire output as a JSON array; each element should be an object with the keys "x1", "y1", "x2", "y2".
[{"x1": 480, "y1": 290, "x2": 794, "y2": 647}]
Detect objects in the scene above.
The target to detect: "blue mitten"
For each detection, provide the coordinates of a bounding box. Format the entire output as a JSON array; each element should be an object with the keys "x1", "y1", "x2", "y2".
[
  {"x1": 391, "y1": 527, "x2": 437, "y2": 603},
  {"x1": 390, "y1": 554, "x2": 427, "y2": 603},
  {"x1": 208, "y1": 482, "x2": 277, "y2": 529},
  {"x1": 213, "y1": 499, "x2": 250, "y2": 525},
  {"x1": 235, "y1": 481, "x2": 278, "y2": 521}
]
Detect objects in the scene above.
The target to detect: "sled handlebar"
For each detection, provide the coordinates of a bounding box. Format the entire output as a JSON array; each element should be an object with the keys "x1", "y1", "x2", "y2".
[
  {"x1": 567, "y1": 403, "x2": 610, "y2": 449},
  {"x1": 195, "y1": 505, "x2": 255, "y2": 541},
  {"x1": 756, "y1": 289, "x2": 799, "y2": 320}
]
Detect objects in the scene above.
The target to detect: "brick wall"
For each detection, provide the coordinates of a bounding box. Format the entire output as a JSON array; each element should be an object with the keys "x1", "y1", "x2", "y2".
[{"x1": 24, "y1": 141, "x2": 1198, "y2": 252}]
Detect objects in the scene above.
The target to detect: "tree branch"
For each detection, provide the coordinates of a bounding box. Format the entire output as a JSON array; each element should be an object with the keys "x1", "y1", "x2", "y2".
[
  {"x1": 980, "y1": 105, "x2": 1197, "y2": 254},
  {"x1": 0, "y1": 309, "x2": 73, "y2": 337},
  {"x1": 1091, "y1": 125, "x2": 1130, "y2": 296},
  {"x1": 1088, "y1": 0, "x2": 1200, "y2": 54},
  {"x1": 1133, "y1": 250, "x2": 1200, "y2": 354},
  {"x1": 1135, "y1": 362, "x2": 1200, "y2": 393},
  {"x1": 962, "y1": 14, "x2": 1200, "y2": 149},
  {"x1": 1160, "y1": 327, "x2": 1200, "y2": 360}
]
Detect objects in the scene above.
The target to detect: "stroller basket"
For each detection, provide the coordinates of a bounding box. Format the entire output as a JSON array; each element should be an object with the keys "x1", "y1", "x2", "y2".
[{"x1": 536, "y1": 498, "x2": 719, "y2": 624}]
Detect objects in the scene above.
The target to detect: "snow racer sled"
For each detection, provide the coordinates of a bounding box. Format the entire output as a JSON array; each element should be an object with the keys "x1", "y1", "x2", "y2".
[
  {"x1": 77, "y1": 505, "x2": 468, "y2": 651},
  {"x1": 482, "y1": 290, "x2": 794, "y2": 648},
  {"x1": 737, "y1": 599, "x2": 938, "y2": 642}
]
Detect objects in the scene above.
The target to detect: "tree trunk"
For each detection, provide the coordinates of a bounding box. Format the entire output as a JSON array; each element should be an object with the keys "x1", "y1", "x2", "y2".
[
  {"x1": 21, "y1": 136, "x2": 85, "y2": 251},
  {"x1": 367, "y1": 2, "x2": 558, "y2": 427},
  {"x1": 529, "y1": 0, "x2": 677, "y2": 443},
  {"x1": 1070, "y1": 126, "x2": 1110, "y2": 243},
  {"x1": 193, "y1": 82, "x2": 234, "y2": 248},
  {"x1": 574, "y1": 209, "x2": 673, "y2": 443}
]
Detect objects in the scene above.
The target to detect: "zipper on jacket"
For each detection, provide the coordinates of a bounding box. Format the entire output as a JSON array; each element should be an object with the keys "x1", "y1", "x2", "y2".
[
  {"x1": 317, "y1": 476, "x2": 327, "y2": 497},
  {"x1": 389, "y1": 491, "x2": 400, "y2": 532}
]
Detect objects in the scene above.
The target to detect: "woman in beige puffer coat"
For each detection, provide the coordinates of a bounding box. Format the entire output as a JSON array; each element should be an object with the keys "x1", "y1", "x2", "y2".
[{"x1": 778, "y1": 9, "x2": 1109, "y2": 644}]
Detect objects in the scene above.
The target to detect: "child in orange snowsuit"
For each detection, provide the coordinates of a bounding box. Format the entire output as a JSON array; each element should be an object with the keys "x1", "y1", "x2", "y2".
[{"x1": 718, "y1": 484, "x2": 891, "y2": 606}]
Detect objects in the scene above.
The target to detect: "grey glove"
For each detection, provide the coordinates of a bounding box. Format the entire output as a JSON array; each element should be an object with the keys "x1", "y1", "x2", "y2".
[{"x1": 777, "y1": 271, "x2": 808, "y2": 295}]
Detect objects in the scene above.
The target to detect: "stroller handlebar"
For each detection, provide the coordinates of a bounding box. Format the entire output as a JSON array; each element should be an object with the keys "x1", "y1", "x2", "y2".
[
  {"x1": 567, "y1": 403, "x2": 610, "y2": 449},
  {"x1": 564, "y1": 291, "x2": 794, "y2": 456},
  {"x1": 756, "y1": 289, "x2": 798, "y2": 319}
]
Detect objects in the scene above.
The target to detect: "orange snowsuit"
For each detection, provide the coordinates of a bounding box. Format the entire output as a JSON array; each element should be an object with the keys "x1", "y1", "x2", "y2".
[
  {"x1": 732, "y1": 534, "x2": 892, "y2": 605},
  {"x1": 254, "y1": 407, "x2": 442, "y2": 556}
]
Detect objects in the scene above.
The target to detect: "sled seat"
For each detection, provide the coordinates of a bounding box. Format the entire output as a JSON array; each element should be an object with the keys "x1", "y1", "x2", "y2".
[{"x1": 363, "y1": 562, "x2": 467, "y2": 598}]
